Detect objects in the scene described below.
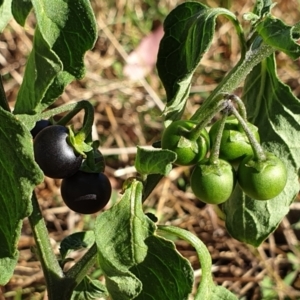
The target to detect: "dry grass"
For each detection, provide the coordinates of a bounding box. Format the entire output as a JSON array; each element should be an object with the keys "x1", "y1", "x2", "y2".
[{"x1": 1, "y1": 0, "x2": 300, "y2": 299}]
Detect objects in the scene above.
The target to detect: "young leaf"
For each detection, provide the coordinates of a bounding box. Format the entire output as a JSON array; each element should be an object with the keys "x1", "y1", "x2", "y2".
[
  {"x1": 256, "y1": 16, "x2": 300, "y2": 60},
  {"x1": 94, "y1": 179, "x2": 193, "y2": 299},
  {"x1": 156, "y1": 2, "x2": 243, "y2": 125},
  {"x1": 71, "y1": 276, "x2": 108, "y2": 300},
  {"x1": 60, "y1": 231, "x2": 95, "y2": 261},
  {"x1": 12, "y1": 0, "x2": 33, "y2": 26},
  {"x1": 135, "y1": 146, "x2": 177, "y2": 176},
  {"x1": 252, "y1": 0, "x2": 273, "y2": 18},
  {"x1": 0, "y1": 0, "x2": 12, "y2": 32},
  {"x1": 0, "y1": 108, "x2": 43, "y2": 284},
  {"x1": 13, "y1": 0, "x2": 97, "y2": 114},
  {"x1": 222, "y1": 54, "x2": 300, "y2": 247}
]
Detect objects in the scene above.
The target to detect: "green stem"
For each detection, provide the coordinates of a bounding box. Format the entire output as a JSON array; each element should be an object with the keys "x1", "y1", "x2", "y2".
[
  {"x1": 55, "y1": 100, "x2": 94, "y2": 141},
  {"x1": 29, "y1": 192, "x2": 98, "y2": 299},
  {"x1": 0, "y1": 75, "x2": 10, "y2": 112},
  {"x1": 189, "y1": 93, "x2": 228, "y2": 126},
  {"x1": 157, "y1": 225, "x2": 214, "y2": 300},
  {"x1": 230, "y1": 104, "x2": 266, "y2": 161},
  {"x1": 63, "y1": 243, "x2": 98, "y2": 297},
  {"x1": 42, "y1": 100, "x2": 94, "y2": 139},
  {"x1": 185, "y1": 95, "x2": 228, "y2": 142},
  {"x1": 228, "y1": 94, "x2": 247, "y2": 120},
  {"x1": 191, "y1": 42, "x2": 275, "y2": 121},
  {"x1": 209, "y1": 109, "x2": 229, "y2": 164},
  {"x1": 28, "y1": 192, "x2": 64, "y2": 298}
]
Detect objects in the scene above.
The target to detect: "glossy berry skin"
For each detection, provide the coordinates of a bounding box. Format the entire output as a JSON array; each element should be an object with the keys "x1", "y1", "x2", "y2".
[
  {"x1": 34, "y1": 125, "x2": 82, "y2": 179},
  {"x1": 209, "y1": 117, "x2": 260, "y2": 164},
  {"x1": 31, "y1": 119, "x2": 52, "y2": 138},
  {"x1": 190, "y1": 159, "x2": 236, "y2": 204},
  {"x1": 161, "y1": 120, "x2": 210, "y2": 166},
  {"x1": 61, "y1": 171, "x2": 112, "y2": 214},
  {"x1": 237, "y1": 153, "x2": 287, "y2": 200}
]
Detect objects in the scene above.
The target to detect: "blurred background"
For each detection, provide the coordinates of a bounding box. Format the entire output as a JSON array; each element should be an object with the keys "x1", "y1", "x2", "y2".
[{"x1": 1, "y1": 0, "x2": 300, "y2": 299}]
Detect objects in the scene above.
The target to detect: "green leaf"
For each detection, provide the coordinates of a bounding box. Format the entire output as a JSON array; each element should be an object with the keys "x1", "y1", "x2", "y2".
[
  {"x1": 256, "y1": 16, "x2": 300, "y2": 60},
  {"x1": 94, "y1": 179, "x2": 193, "y2": 299},
  {"x1": 252, "y1": 0, "x2": 273, "y2": 18},
  {"x1": 14, "y1": 27, "x2": 62, "y2": 115},
  {"x1": 223, "y1": 55, "x2": 299, "y2": 247},
  {"x1": 135, "y1": 146, "x2": 177, "y2": 176},
  {"x1": 13, "y1": 0, "x2": 97, "y2": 114},
  {"x1": 130, "y1": 235, "x2": 194, "y2": 300},
  {"x1": 59, "y1": 231, "x2": 95, "y2": 261},
  {"x1": 156, "y1": 2, "x2": 241, "y2": 125},
  {"x1": 0, "y1": 0, "x2": 12, "y2": 32},
  {"x1": 0, "y1": 108, "x2": 43, "y2": 284},
  {"x1": 211, "y1": 286, "x2": 238, "y2": 300},
  {"x1": 12, "y1": 0, "x2": 33, "y2": 26},
  {"x1": 71, "y1": 276, "x2": 108, "y2": 300}
]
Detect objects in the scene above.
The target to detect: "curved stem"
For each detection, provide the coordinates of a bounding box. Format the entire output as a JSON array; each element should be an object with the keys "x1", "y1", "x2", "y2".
[
  {"x1": 228, "y1": 94, "x2": 247, "y2": 120},
  {"x1": 43, "y1": 100, "x2": 94, "y2": 140},
  {"x1": 157, "y1": 225, "x2": 214, "y2": 300},
  {"x1": 74, "y1": 101, "x2": 95, "y2": 142},
  {"x1": 209, "y1": 109, "x2": 229, "y2": 164},
  {"x1": 230, "y1": 104, "x2": 266, "y2": 161}
]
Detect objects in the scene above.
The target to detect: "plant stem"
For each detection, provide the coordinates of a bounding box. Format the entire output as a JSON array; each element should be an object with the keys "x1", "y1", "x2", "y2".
[
  {"x1": 42, "y1": 100, "x2": 94, "y2": 140},
  {"x1": 191, "y1": 41, "x2": 275, "y2": 121},
  {"x1": 209, "y1": 109, "x2": 229, "y2": 164},
  {"x1": 157, "y1": 225, "x2": 214, "y2": 300},
  {"x1": 28, "y1": 192, "x2": 64, "y2": 298},
  {"x1": 189, "y1": 93, "x2": 228, "y2": 127},
  {"x1": 55, "y1": 100, "x2": 94, "y2": 141},
  {"x1": 230, "y1": 104, "x2": 266, "y2": 161},
  {"x1": 0, "y1": 75, "x2": 10, "y2": 112},
  {"x1": 63, "y1": 243, "x2": 98, "y2": 298},
  {"x1": 29, "y1": 192, "x2": 98, "y2": 299},
  {"x1": 186, "y1": 95, "x2": 228, "y2": 142},
  {"x1": 228, "y1": 94, "x2": 247, "y2": 120}
]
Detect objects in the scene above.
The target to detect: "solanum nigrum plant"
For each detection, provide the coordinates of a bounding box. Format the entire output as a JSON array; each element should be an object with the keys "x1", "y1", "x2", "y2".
[
  {"x1": 61, "y1": 171, "x2": 112, "y2": 214},
  {"x1": 161, "y1": 119, "x2": 210, "y2": 165},
  {"x1": 34, "y1": 125, "x2": 83, "y2": 179},
  {"x1": 1, "y1": 0, "x2": 300, "y2": 299}
]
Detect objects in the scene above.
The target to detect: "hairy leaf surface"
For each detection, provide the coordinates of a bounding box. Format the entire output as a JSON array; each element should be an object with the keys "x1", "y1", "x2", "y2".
[
  {"x1": 95, "y1": 180, "x2": 193, "y2": 299},
  {"x1": 135, "y1": 146, "x2": 176, "y2": 176},
  {"x1": 13, "y1": 0, "x2": 97, "y2": 114},
  {"x1": 0, "y1": 108, "x2": 43, "y2": 284}
]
